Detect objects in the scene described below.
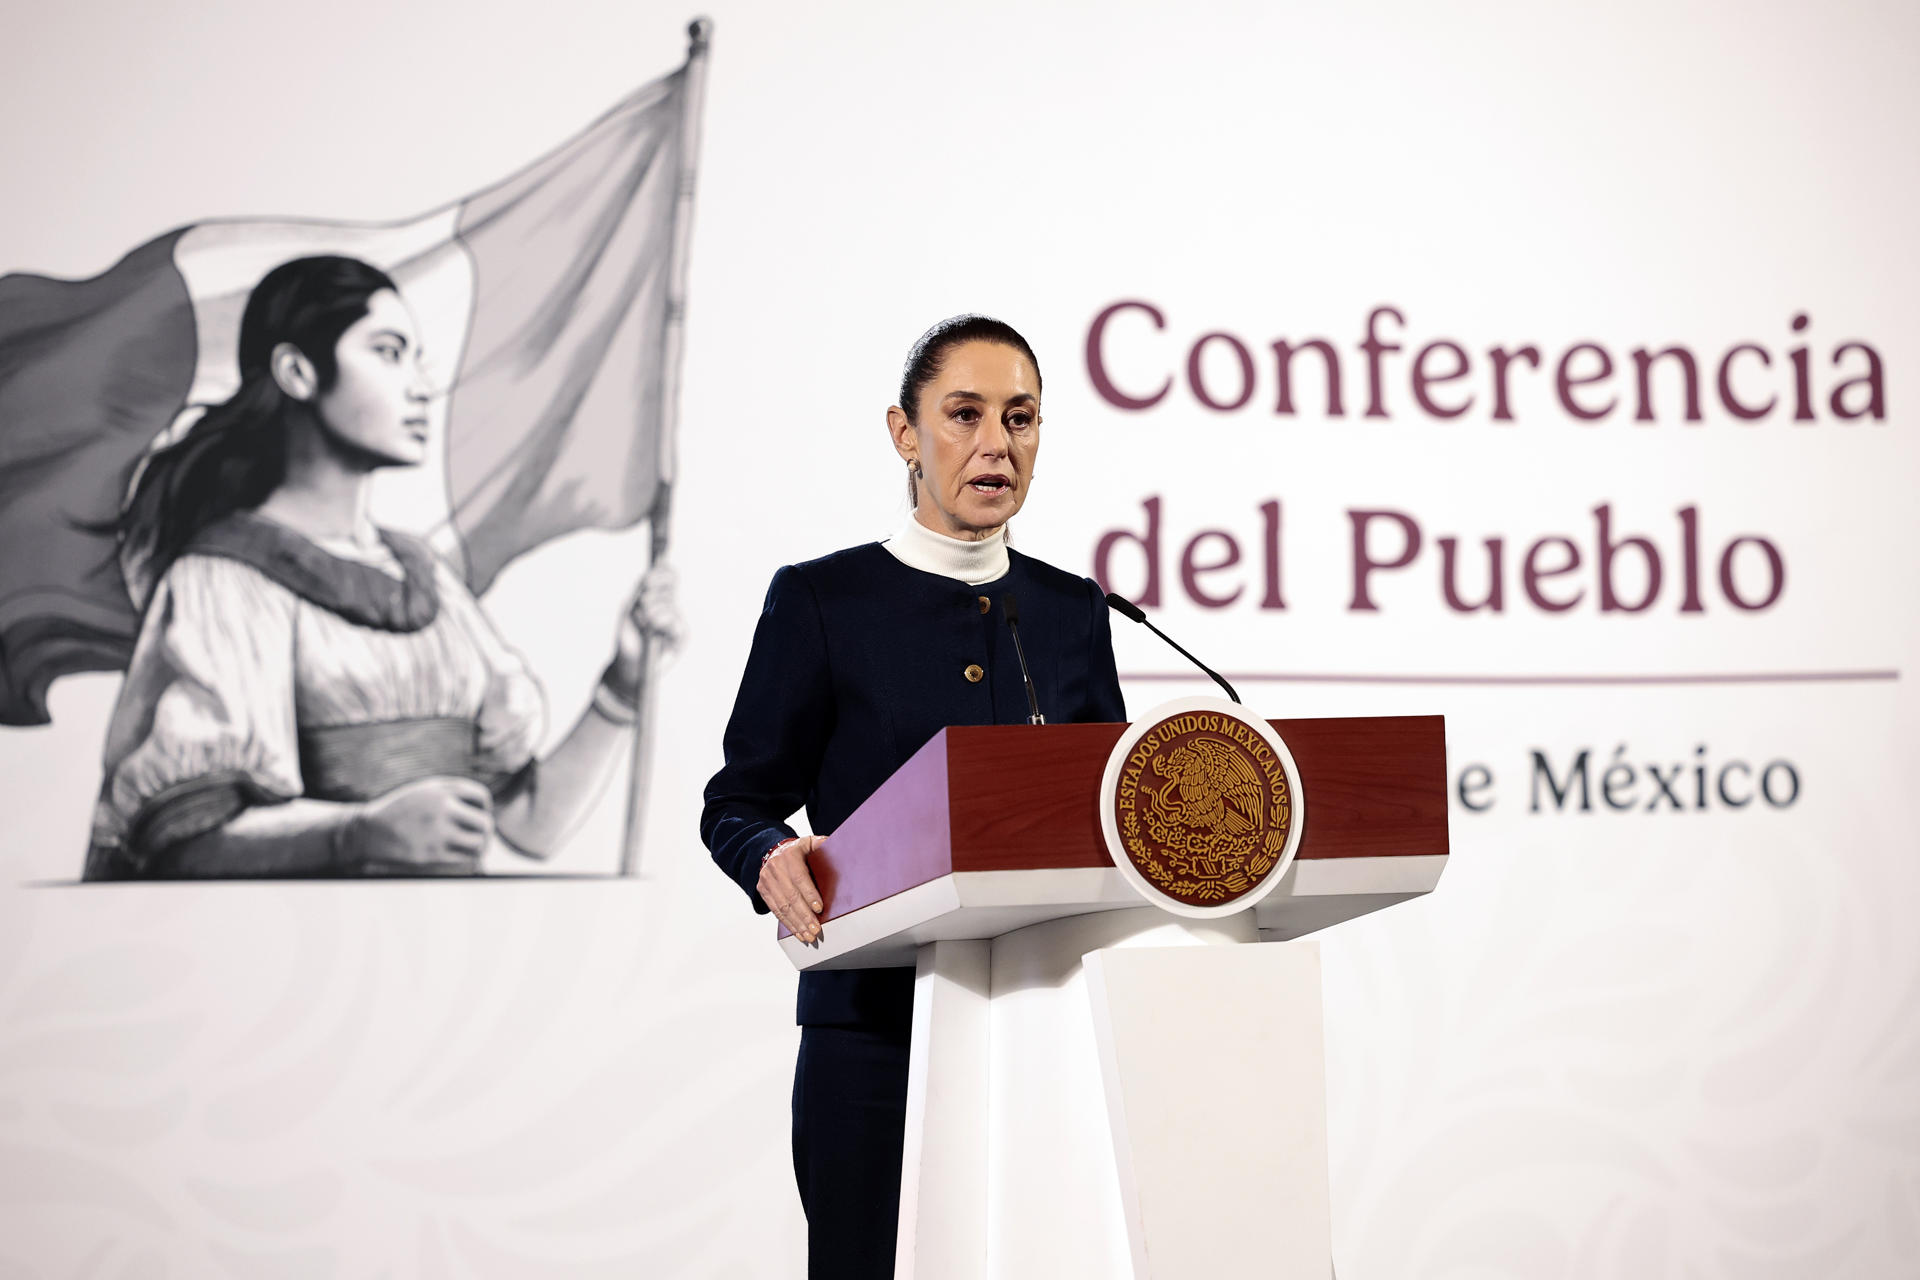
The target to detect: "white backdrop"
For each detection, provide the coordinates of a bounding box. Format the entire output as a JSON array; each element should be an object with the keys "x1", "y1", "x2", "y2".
[{"x1": 2, "y1": 1, "x2": 1916, "y2": 1276}]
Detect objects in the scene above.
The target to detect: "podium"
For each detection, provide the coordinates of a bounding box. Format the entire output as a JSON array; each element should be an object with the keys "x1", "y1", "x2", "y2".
[{"x1": 780, "y1": 714, "x2": 1448, "y2": 1279}]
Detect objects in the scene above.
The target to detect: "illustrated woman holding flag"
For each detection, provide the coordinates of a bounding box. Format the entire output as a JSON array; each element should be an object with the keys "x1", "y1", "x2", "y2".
[{"x1": 85, "y1": 255, "x2": 677, "y2": 879}]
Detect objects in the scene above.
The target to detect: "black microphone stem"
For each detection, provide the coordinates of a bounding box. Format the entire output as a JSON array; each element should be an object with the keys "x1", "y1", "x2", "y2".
[
  {"x1": 1104, "y1": 592, "x2": 1242, "y2": 704},
  {"x1": 1142, "y1": 617, "x2": 1241, "y2": 704},
  {"x1": 1001, "y1": 593, "x2": 1046, "y2": 725}
]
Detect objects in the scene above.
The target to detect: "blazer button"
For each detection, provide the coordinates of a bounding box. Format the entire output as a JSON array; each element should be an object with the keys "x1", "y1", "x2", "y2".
[
  {"x1": 977, "y1": 595, "x2": 991, "y2": 615},
  {"x1": 963, "y1": 663, "x2": 984, "y2": 683}
]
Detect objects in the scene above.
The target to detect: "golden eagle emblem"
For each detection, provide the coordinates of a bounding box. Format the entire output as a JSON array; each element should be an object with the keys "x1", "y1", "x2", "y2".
[
  {"x1": 1110, "y1": 709, "x2": 1295, "y2": 907},
  {"x1": 1151, "y1": 735, "x2": 1267, "y2": 837}
]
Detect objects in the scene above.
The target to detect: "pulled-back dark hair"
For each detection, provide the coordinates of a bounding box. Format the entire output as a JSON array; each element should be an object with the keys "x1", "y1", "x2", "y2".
[
  {"x1": 897, "y1": 314, "x2": 1042, "y2": 423},
  {"x1": 116, "y1": 255, "x2": 397, "y2": 597}
]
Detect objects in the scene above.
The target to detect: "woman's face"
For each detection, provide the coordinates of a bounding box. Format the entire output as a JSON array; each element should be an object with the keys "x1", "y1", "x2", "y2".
[
  {"x1": 889, "y1": 340, "x2": 1041, "y2": 541},
  {"x1": 315, "y1": 289, "x2": 431, "y2": 468}
]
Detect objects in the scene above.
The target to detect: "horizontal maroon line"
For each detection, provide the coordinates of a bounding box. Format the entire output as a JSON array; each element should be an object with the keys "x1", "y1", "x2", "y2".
[{"x1": 1120, "y1": 670, "x2": 1900, "y2": 687}]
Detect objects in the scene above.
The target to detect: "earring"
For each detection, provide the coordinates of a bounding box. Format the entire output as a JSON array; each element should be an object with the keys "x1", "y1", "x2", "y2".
[{"x1": 907, "y1": 458, "x2": 922, "y2": 477}]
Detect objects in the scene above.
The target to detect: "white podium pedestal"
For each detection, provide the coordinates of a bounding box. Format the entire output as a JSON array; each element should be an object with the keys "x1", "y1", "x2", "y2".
[
  {"x1": 895, "y1": 907, "x2": 1331, "y2": 1280},
  {"x1": 776, "y1": 718, "x2": 1448, "y2": 1277}
]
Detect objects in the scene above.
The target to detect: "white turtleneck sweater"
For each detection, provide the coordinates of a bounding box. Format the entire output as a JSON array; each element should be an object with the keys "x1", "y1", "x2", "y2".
[{"x1": 882, "y1": 516, "x2": 1010, "y2": 586}]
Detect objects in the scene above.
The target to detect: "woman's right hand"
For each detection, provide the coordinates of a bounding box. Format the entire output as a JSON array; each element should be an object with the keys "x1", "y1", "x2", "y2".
[
  {"x1": 345, "y1": 776, "x2": 493, "y2": 874},
  {"x1": 759, "y1": 835, "x2": 826, "y2": 943}
]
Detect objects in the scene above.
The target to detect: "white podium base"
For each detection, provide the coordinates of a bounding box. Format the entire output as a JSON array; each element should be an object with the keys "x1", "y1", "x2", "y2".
[{"x1": 895, "y1": 907, "x2": 1331, "y2": 1280}]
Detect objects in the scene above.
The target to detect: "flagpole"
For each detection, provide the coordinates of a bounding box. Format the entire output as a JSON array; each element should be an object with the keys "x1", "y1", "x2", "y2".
[{"x1": 620, "y1": 16, "x2": 711, "y2": 877}]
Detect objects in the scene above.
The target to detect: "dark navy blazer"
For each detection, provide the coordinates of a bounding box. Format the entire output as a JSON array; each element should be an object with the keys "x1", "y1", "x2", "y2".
[{"x1": 701, "y1": 541, "x2": 1127, "y2": 1029}]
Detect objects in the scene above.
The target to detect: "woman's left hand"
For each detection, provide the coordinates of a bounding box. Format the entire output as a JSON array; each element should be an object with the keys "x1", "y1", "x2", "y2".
[{"x1": 610, "y1": 562, "x2": 684, "y2": 690}]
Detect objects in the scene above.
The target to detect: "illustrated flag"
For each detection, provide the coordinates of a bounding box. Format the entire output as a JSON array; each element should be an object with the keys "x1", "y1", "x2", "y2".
[{"x1": 0, "y1": 63, "x2": 695, "y2": 726}]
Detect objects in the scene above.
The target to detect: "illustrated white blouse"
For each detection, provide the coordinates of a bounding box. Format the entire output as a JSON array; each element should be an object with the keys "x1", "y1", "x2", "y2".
[{"x1": 86, "y1": 514, "x2": 544, "y2": 878}]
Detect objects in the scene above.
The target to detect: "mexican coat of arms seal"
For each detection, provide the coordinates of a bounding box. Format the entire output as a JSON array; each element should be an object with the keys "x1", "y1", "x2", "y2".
[{"x1": 1099, "y1": 697, "x2": 1306, "y2": 917}]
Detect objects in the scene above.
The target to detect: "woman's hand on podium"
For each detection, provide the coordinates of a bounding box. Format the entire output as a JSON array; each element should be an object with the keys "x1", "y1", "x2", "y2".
[{"x1": 759, "y1": 835, "x2": 825, "y2": 944}]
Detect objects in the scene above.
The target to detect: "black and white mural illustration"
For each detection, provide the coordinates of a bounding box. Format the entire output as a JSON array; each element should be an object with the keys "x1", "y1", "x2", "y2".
[{"x1": 0, "y1": 25, "x2": 710, "y2": 881}]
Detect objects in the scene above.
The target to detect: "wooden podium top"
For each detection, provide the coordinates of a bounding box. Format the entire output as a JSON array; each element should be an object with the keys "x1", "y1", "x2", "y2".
[{"x1": 787, "y1": 716, "x2": 1448, "y2": 963}]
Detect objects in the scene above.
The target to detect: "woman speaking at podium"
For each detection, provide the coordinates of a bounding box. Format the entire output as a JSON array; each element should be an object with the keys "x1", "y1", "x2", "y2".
[{"x1": 701, "y1": 316, "x2": 1126, "y2": 1277}]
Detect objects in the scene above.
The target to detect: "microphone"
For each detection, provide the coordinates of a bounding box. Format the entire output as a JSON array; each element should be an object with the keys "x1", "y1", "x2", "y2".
[
  {"x1": 1000, "y1": 593, "x2": 1046, "y2": 725},
  {"x1": 1103, "y1": 592, "x2": 1242, "y2": 705}
]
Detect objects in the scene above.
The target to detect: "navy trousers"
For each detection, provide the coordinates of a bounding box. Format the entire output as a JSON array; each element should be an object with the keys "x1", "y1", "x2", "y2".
[{"x1": 792, "y1": 1025, "x2": 912, "y2": 1279}]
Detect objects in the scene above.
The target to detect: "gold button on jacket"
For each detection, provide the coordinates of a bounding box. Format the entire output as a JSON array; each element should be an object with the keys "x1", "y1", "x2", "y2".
[{"x1": 963, "y1": 663, "x2": 984, "y2": 683}]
